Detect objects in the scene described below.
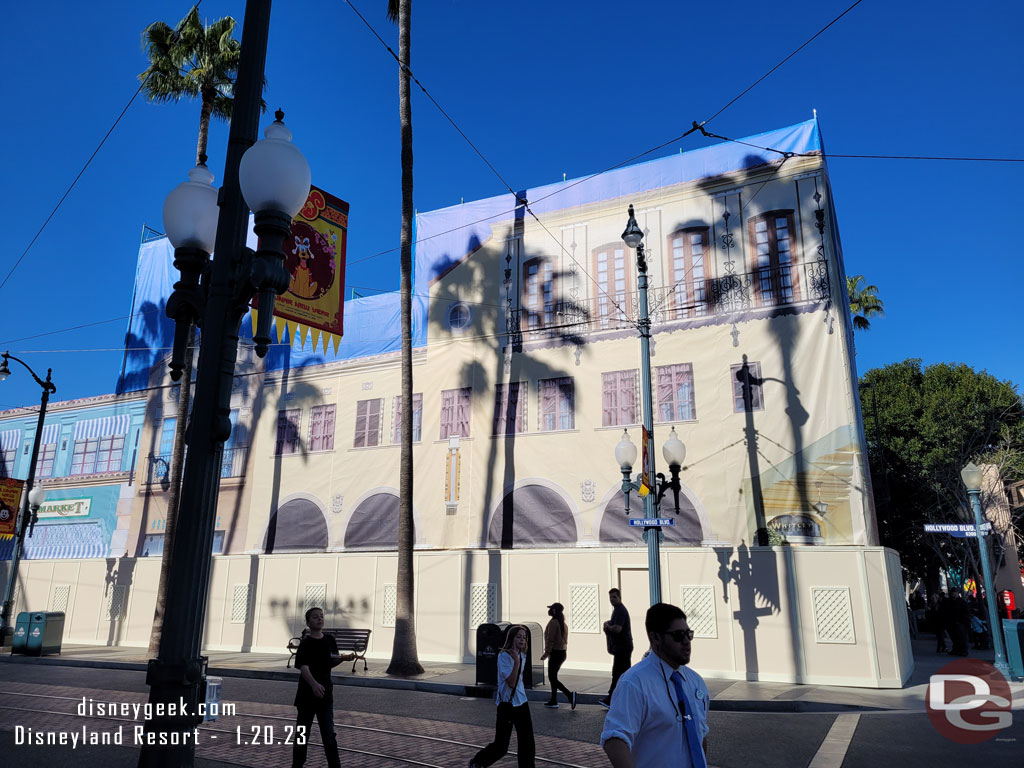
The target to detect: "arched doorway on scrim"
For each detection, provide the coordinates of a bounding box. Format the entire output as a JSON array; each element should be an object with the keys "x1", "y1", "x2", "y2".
[
  {"x1": 264, "y1": 496, "x2": 329, "y2": 553},
  {"x1": 486, "y1": 481, "x2": 579, "y2": 548},
  {"x1": 597, "y1": 488, "x2": 704, "y2": 545},
  {"x1": 344, "y1": 491, "x2": 399, "y2": 551}
]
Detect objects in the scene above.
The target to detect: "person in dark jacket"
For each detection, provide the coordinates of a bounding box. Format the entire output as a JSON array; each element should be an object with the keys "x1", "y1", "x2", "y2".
[
  {"x1": 929, "y1": 592, "x2": 949, "y2": 653},
  {"x1": 540, "y1": 602, "x2": 576, "y2": 709},
  {"x1": 946, "y1": 593, "x2": 971, "y2": 656},
  {"x1": 292, "y1": 607, "x2": 354, "y2": 768}
]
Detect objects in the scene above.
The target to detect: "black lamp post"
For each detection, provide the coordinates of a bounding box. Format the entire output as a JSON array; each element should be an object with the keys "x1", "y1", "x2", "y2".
[
  {"x1": 138, "y1": 2, "x2": 310, "y2": 766},
  {"x1": 0, "y1": 352, "x2": 56, "y2": 634}
]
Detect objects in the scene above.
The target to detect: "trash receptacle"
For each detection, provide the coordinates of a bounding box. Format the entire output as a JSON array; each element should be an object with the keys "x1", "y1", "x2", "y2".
[
  {"x1": 26, "y1": 611, "x2": 65, "y2": 656},
  {"x1": 518, "y1": 621, "x2": 544, "y2": 688},
  {"x1": 475, "y1": 622, "x2": 510, "y2": 685},
  {"x1": 1002, "y1": 619, "x2": 1024, "y2": 681},
  {"x1": 11, "y1": 612, "x2": 31, "y2": 654},
  {"x1": 204, "y1": 676, "x2": 223, "y2": 722}
]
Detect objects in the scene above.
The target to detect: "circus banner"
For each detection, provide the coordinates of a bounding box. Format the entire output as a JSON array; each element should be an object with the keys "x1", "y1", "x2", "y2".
[
  {"x1": 0, "y1": 477, "x2": 25, "y2": 537},
  {"x1": 253, "y1": 185, "x2": 349, "y2": 354}
]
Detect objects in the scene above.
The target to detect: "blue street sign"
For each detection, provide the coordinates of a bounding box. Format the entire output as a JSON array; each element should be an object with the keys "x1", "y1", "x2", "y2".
[
  {"x1": 629, "y1": 518, "x2": 675, "y2": 527},
  {"x1": 923, "y1": 522, "x2": 992, "y2": 537}
]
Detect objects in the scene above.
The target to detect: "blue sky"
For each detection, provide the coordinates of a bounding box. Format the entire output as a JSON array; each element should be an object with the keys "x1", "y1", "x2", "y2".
[{"x1": 0, "y1": 1, "x2": 1020, "y2": 408}]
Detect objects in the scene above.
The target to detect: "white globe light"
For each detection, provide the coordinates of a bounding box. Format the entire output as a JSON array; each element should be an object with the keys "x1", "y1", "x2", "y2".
[
  {"x1": 614, "y1": 430, "x2": 638, "y2": 471},
  {"x1": 239, "y1": 111, "x2": 311, "y2": 218},
  {"x1": 163, "y1": 164, "x2": 219, "y2": 252},
  {"x1": 662, "y1": 427, "x2": 687, "y2": 468},
  {"x1": 960, "y1": 462, "x2": 984, "y2": 493},
  {"x1": 28, "y1": 485, "x2": 47, "y2": 509}
]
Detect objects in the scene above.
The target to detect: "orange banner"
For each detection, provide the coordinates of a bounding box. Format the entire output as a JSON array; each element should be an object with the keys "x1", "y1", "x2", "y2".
[
  {"x1": 0, "y1": 477, "x2": 24, "y2": 537},
  {"x1": 258, "y1": 186, "x2": 349, "y2": 354}
]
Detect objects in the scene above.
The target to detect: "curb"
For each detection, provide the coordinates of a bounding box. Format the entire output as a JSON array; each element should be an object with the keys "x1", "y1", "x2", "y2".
[{"x1": 0, "y1": 653, "x2": 899, "y2": 713}]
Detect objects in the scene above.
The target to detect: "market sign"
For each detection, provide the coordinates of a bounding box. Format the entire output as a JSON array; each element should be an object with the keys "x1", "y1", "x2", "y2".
[{"x1": 37, "y1": 498, "x2": 91, "y2": 519}]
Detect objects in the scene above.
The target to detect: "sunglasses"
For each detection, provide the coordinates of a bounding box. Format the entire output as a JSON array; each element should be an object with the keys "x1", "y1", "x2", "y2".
[{"x1": 662, "y1": 629, "x2": 694, "y2": 642}]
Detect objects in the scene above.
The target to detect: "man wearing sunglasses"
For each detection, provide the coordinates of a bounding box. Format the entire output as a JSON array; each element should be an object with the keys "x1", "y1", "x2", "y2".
[{"x1": 600, "y1": 603, "x2": 710, "y2": 768}]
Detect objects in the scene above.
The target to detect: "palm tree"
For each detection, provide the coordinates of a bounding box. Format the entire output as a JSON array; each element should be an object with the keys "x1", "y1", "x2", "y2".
[
  {"x1": 139, "y1": 5, "x2": 244, "y2": 655},
  {"x1": 847, "y1": 274, "x2": 885, "y2": 331},
  {"x1": 386, "y1": 0, "x2": 423, "y2": 676}
]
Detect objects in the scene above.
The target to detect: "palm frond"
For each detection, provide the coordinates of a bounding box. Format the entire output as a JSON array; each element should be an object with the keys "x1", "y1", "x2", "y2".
[{"x1": 387, "y1": 0, "x2": 400, "y2": 23}]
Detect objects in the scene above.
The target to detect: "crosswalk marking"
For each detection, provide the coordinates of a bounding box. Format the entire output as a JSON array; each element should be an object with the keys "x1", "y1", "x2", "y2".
[{"x1": 808, "y1": 713, "x2": 860, "y2": 768}]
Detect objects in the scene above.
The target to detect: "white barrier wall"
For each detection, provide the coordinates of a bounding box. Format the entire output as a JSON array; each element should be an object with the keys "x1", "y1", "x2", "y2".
[{"x1": 6, "y1": 545, "x2": 912, "y2": 688}]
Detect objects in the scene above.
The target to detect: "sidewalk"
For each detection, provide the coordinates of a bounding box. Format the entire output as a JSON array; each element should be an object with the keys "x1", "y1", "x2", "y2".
[{"x1": 3, "y1": 636, "x2": 1022, "y2": 713}]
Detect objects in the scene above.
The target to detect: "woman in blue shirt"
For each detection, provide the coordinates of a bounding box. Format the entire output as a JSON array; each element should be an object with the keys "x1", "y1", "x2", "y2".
[{"x1": 468, "y1": 624, "x2": 535, "y2": 767}]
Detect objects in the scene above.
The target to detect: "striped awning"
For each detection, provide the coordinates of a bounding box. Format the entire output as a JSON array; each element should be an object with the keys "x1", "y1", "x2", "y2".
[
  {"x1": 40, "y1": 423, "x2": 60, "y2": 445},
  {"x1": 13, "y1": 522, "x2": 107, "y2": 560},
  {"x1": 1, "y1": 429, "x2": 21, "y2": 451},
  {"x1": 73, "y1": 414, "x2": 130, "y2": 442}
]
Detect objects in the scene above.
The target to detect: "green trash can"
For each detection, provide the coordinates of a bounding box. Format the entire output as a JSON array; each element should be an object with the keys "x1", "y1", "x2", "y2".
[
  {"x1": 1002, "y1": 619, "x2": 1024, "y2": 681},
  {"x1": 25, "y1": 611, "x2": 65, "y2": 656},
  {"x1": 11, "y1": 612, "x2": 31, "y2": 654}
]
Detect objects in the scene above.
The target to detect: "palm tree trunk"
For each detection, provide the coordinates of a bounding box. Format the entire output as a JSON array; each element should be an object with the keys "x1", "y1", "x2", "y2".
[
  {"x1": 148, "y1": 324, "x2": 195, "y2": 654},
  {"x1": 196, "y1": 95, "x2": 214, "y2": 165},
  {"x1": 387, "y1": 0, "x2": 422, "y2": 676}
]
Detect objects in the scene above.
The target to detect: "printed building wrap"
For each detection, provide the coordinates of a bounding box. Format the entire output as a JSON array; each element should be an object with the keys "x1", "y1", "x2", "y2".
[{"x1": 0, "y1": 121, "x2": 914, "y2": 686}]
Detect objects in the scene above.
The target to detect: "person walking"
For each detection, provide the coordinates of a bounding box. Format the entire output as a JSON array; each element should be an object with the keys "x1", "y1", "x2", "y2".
[
  {"x1": 601, "y1": 603, "x2": 710, "y2": 768},
  {"x1": 291, "y1": 607, "x2": 354, "y2": 768},
  {"x1": 598, "y1": 588, "x2": 633, "y2": 709},
  {"x1": 540, "y1": 602, "x2": 577, "y2": 710},
  {"x1": 469, "y1": 625, "x2": 536, "y2": 768}
]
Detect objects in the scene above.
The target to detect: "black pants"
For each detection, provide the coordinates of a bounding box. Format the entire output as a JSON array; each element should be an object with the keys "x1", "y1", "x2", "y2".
[
  {"x1": 608, "y1": 649, "x2": 632, "y2": 699},
  {"x1": 546, "y1": 650, "x2": 572, "y2": 704},
  {"x1": 292, "y1": 697, "x2": 340, "y2": 768},
  {"x1": 471, "y1": 702, "x2": 535, "y2": 767}
]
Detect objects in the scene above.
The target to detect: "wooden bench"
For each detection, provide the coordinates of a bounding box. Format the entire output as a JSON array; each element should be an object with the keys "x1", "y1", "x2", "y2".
[{"x1": 287, "y1": 627, "x2": 372, "y2": 673}]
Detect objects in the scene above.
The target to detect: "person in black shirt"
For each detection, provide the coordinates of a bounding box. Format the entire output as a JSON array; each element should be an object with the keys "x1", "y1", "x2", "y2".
[
  {"x1": 292, "y1": 607, "x2": 354, "y2": 768},
  {"x1": 598, "y1": 588, "x2": 633, "y2": 708}
]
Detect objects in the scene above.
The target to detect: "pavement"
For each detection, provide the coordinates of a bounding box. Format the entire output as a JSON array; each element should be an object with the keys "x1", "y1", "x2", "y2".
[{"x1": 3, "y1": 635, "x2": 1023, "y2": 713}]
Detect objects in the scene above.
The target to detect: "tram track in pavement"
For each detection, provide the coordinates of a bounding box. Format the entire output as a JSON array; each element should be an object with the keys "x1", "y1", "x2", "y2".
[{"x1": 0, "y1": 686, "x2": 605, "y2": 767}]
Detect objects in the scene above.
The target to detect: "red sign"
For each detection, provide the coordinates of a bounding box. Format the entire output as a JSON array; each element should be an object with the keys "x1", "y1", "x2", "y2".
[
  {"x1": 0, "y1": 477, "x2": 25, "y2": 536},
  {"x1": 257, "y1": 186, "x2": 349, "y2": 353}
]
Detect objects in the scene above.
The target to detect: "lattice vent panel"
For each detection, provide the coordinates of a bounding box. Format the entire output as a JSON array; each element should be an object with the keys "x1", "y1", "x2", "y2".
[
  {"x1": 812, "y1": 587, "x2": 855, "y2": 644},
  {"x1": 231, "y1": 584, "x2": 254, "y2": 623},
  {"x1": 51, "y1": 585, "x2": 71, "y2": 614},
  {"x1": 107, "y1": 584, "x2": 128, "y2": 621},
  {"x1": 382, "y1": 584, "x2": 397, "y2": 627},
  {"x1": 304, "y1": 584, "x2": 328, "y2": 616},
  {"x1": 470, "y1": 583, "x2": 497, "y2": 628},
  {"x1": 679, "y1": 585, "x2": 717, "y2": 638},
  {"x1": 569, "y1": 584, "x2": 600, "y2": 633}
]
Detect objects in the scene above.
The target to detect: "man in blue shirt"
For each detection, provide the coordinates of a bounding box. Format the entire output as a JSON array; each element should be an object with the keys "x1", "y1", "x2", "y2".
[{"x1": 601, "y1": 603, "x2": 710, "y2": 768}]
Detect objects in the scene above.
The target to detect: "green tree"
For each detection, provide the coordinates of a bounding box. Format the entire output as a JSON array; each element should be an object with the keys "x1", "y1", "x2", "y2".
[
  {"x1": 860, "y1": 359, "x2": 1024, "y2": 590},
  {"x1": 386, "y1": 0, "x2": 423, "y2": 676},
  {"x1": 846, "y1": 274, "x2": 884, "y2": 331},
  {"x1": 139, "y1": 5, "x2": 244, "y2": 655}
]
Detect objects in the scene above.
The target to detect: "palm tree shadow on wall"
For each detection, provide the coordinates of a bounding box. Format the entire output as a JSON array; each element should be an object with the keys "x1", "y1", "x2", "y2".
[{"x1": 431, "y1": 198, "x2": 590, "y2": 657}]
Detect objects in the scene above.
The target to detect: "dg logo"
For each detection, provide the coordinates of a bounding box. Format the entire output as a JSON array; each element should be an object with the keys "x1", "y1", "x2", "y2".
[{"x1": 927, "y1": 658, "x2": 1013, "y2": 744}]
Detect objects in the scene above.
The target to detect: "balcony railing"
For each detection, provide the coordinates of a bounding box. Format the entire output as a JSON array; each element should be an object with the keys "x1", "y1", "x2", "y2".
[
  {"x1": 507, "y1": 261, "x2": 831, "y2": 339},
  {"x1": 146, "y1": 445, "x2": 249, "y2": 486}
]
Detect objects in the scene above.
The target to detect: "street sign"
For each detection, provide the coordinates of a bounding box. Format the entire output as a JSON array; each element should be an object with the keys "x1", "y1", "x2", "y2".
[
  {"x1": 629, "y1": 518, "x2": 675, "y2": 527},
  {"x1": 923, "y1": 522, "x2": 992, "y2": 538}
]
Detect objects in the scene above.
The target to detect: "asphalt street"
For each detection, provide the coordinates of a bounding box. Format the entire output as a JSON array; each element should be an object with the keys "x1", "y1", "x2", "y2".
[{"x1": 1, "y1": 664, "x2": 1021, "y2": 767}]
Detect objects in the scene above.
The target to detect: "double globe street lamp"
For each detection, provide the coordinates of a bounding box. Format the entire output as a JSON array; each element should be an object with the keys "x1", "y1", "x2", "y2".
[
  {"x1": 614, "y1": 205, "x2": 689, "y2": 605},
  {"x1": 0, "y1": 352, "x2": 55, "y2": 634},
  {"x1": 960, "y1": 462, "x2": 1012, "y2": 678},
  {"x1": 139, "y1": 2, "x2": 311, "y2": 766}
]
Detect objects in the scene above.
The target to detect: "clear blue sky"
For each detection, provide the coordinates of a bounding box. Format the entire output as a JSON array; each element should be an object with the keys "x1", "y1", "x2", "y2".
[{"x1": 1, "y1": 0, "x2": 1020, "y2": 408}]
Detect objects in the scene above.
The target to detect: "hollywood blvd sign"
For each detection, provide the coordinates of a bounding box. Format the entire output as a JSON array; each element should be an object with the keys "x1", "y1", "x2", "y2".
[{"x1": 924, "y1": 522, "x2": 992, "y2": 538}]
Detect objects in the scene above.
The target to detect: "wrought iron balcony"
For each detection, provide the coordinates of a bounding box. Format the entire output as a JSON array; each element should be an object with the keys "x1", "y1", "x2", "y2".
[
  {"x1": 506, "y1": 261, "x2": 831, "y2": 340},
  {"x1": 147, "y1": 445, "x2": 249, "y2": 487}
]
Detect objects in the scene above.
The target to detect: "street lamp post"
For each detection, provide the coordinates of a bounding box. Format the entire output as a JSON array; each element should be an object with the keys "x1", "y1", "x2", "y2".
[
  {"x1": 0, "y1": 352, "x2": 55, "y2": 634},
  {"x1": 960, "y1": 462, "x2": 1012, "y2": 679},
  {"x1": 139, "y1": 2, "x2": 310, "y2": 766},
  {"x1": 615, "y1": 205, "x2": 688, "y2": 605}
]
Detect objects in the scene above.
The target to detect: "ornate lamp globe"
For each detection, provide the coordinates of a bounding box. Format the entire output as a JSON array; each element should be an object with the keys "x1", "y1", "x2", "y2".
[
  {"x1": 27, "y1": 485, "x2": 47, "y2": 511},
  {"x1": 163, "y1": 164, "x2": 219, "y2": 252},
  {"x1": 662, "y1": 427, "x2": 686, "y2": 469},
  {"x1": 239, "y1": 109, "x2": 311, "y2": 217},
  {"x1": 960, "y1": 462, "x2": 984, "y2": 493},
  {"x1": 615, "y1": 430, "x2": 638, "y2": 471}
]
